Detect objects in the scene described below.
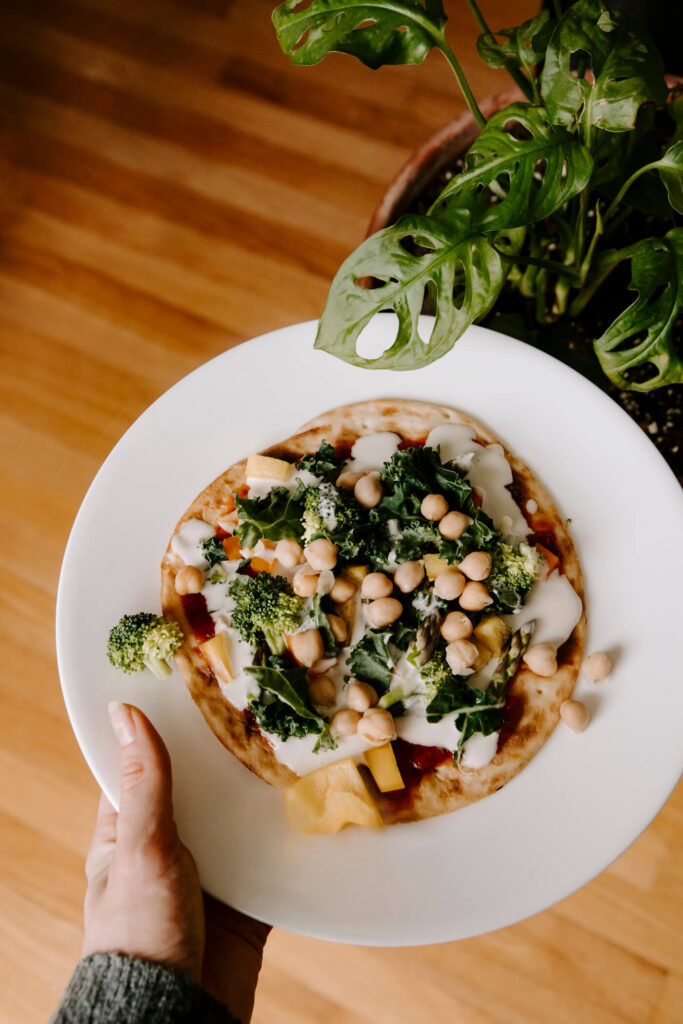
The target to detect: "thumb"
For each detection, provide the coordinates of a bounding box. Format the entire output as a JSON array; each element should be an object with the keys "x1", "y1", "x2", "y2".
[{"x1": 108, "y1": 701, "x2": 176, "y2": 853}]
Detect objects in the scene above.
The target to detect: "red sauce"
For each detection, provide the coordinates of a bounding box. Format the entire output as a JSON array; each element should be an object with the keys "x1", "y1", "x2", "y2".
[
  {"x1": 497, "y1": 693, "x2": 524, "y2": 752},
  {"x1": 214, "y1": 525, "x2": 230, "y2": 541},
  {"x1": 397, "y1": 437, "x2": 426, "y2": 450},
  {"x1": 390, "y1": 739, "x2": 451, "y2": 790},
  {"x1": 181, "y1": 593, "x2": 215, "y2": 643}
]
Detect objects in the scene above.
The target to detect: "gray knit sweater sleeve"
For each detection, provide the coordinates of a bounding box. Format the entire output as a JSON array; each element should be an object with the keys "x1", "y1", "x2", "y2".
[{"x1": 50, "y1": 953, "x2": 239, "y2": 1024}]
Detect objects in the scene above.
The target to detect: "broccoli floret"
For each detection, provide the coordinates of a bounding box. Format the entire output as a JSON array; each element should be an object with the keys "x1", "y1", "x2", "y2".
[
  {"x1": 228, "y1": 573, "x2": 303, "y2": 656},
  {"x1": 107, "y1": 612, "x2": 183, "y2": 680},
  {"x1": 301, "y1": 482, "x2": 364, "y2": 558},
  {"x1": 419, "y1": 644, "x2": 453, "y2": 703},
  {"x1": 488, "y1": 542, "x2": 541, "y2": 612}
]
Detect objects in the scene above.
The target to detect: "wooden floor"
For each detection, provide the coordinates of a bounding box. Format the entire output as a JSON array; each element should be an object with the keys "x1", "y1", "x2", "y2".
[{"x1": 0, "y1": 1, "x2": 681, "y2": 1021}]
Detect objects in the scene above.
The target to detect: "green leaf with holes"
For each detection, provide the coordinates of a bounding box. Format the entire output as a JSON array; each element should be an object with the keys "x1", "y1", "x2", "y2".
[
  {"x1": 594, "y1": 229, "x2": 683, "y2": 391},
  {"x1": 272, "y1": 0, "x2": 446, "y2": 68},
  {"x1": 477, "y1": 9, "x2": 554, "y2": 79},
  {"x1": 429, "y1": 103, "x2": 592, "y2": 230},
  {"x1": 540, "y1": 0, "x2": 666, "y2": 135},
  {"x1": 313, "y1": 212, "x2": 506, "y2": 369},
  {"x1": 656, "y1": 141, "x2": 683, "y2": 215}
]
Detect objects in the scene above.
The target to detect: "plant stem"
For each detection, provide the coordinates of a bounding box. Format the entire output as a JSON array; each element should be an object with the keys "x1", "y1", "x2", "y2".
[
  {"x1": 510, "y1": 254, "x2": 581, "y2": 282},
  {"x1": 552, "y1": 0, "x2": 563, "y2": 18},
  {"x1": 465, "y1": 0, "x2": 535, "y2": 102},
  {"x1": 603, "y1": 160, "x2": 662, "y2": 221},
  {"x1": 568, "y1": 244, "x2": 637, "y2": 317},
  {"x1": 437, "y1": 37, "x2": 486, "y2": 128}
]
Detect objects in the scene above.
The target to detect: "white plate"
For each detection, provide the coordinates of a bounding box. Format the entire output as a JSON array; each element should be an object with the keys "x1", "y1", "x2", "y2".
[{"x1": 56, "y1": 319, "x2": 683, "y2": 946}]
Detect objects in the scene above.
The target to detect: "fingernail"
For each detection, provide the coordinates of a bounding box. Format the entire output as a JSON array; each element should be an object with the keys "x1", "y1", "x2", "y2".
[{"x1": 108, "y1": 701, "x2": 136, "y2": 747}]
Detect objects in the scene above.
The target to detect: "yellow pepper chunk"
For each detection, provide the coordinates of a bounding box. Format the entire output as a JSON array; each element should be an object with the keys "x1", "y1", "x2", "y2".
[
  {"x1": 423, "y1": 553, "x2": 449, "y2": 580},
  {"x1": 283, "y1": 758, "x2": 383, "y2": 833},
  {"x1": 344, "y1": 564, "x2": 370, "y2": 583},
  {"x1": 199, "y1": 634, "x2": 234, "y2": 685},
  {"x1": 363, "y1": 743, "x2": 405, "y2": 793},
  {"x1": 246, "y1": 453, "x2": 292, "y2": 481}
]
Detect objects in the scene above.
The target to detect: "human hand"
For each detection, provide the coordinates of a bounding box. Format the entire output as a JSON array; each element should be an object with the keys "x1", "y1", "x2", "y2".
[
  {"x1": 82, "y1": 702, "x2": 205, "y2": 981},
  {"x1": 82, "y1": 701, "x2": 270, "y2": 1021}
]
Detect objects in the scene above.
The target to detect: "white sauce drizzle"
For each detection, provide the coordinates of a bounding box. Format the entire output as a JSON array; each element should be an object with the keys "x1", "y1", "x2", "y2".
[
  {"x1": 426, "y1": 424, "x2": 529, "y2": 539},
  {"x1": 348, "y1": 432, "x2": 400, "y2": 472},
  {"x1": 506, "y1": 570, "x2": 582, "y2": 648},
  {"x1": 171, "y1": 518, "x2": 216, "y2": 568},
  {"x1": 461, "y1": 731, "x2": 499, "y2": 769}
]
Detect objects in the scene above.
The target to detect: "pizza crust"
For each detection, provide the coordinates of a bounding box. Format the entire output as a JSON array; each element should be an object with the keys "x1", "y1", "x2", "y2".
[{"x1": 161, "y1": 400, "x2": 585, "y2": 823}]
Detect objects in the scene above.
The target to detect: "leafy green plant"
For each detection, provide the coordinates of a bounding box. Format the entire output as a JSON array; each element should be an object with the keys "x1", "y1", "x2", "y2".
[{"x1": 273, "y1": 0, "x2": 682, "y2": 390}]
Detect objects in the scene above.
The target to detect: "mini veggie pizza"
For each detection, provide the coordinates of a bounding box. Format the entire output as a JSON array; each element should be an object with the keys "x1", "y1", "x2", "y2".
[{"x1": 161, "y1": 400, "x2": 585, "y2": 831}]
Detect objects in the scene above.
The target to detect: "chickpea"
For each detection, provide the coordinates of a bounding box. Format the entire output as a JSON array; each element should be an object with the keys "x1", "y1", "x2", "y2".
[
  {"x1": 330, "y1": 575, "x2": 356, "y2": 604},
  {"x1": 459, "y1": 581, "x2": 493, "y2": 611},
  {"x1": 445, "y1": 638, "x2": 479, "y2": 675},
  {"x1": 421, "y1": 493, "x2": 449, "y2": 521},
  {"x1": 354, "y1": 472, "x2": 383, "y2": 509},
  {"x1": 289, "y1": 629, "x2": 324, "y2": 667},
  {"x1": 327, "y1": 613, "x2": 348, "y2": 644},
  {"x1": 292, "y1": 568, "x2": 318, "y2": 597},
  {"x1": 336, "y1": 469, "x2": 362, "y2": 490},
  {"x1": 458, "y1": 551, "x2": 492, "y2": 581},
  {"x1": 583, "y1": 651, "x2": 613, "y2": 683},
  {"x1": 308, "y1": 675, "x2": 336, "y2": 708},
  {"x1": 361, "y1": 572, "x2": 394, "y2": 600},
  {"x1": 394, "y1": 560, "x2": 425, "y2": 594},
  {"x1": 522, "y1": 643, "x2": 557, "y2": 677},
  {"x1": 175, "y1": 565, "x2": 203, "y2": 596},
  {"x1": 438, "y1": 510, "x2": 473, "y2": 540},
  {"x1": 364, "y1": 597, "x2": 403, "y2": 628},
  {"x1": 346, "y1": 681, "x2": 378, "y2": 713},
  {"x1": 275, "y1": 538, "x2": 303, "y2": 568},
  {"x1": 304, "y1": 537, "x2": 338, "y2": 571},
  {"x1": 331, "y1": 708, "x2": 361, "y2": 738},
  {"x1": 434, "y1": 568, "x2": 466, "y2": 601},
  {"x1": 440, "y1": 610, "x2": 473, "y2": 642},
  {"x1": 357, "y1": 707, "x2": 397, "y2": 744},
  {"x1": 560, "y1": 699, "x2": 589, "y2": 733}
]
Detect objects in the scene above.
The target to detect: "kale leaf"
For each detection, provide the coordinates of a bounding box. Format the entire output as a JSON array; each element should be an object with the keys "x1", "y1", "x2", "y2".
[
  {"x1": 348, "y1": 629, "x2": 394, "y2": 691},
  {"x1": 200, "y1": 536, "x2": 227, "y2": 568},
  {"x1": 234, "y1": 483, "x2": 305, "y2": 549},
  {"x1": 245, "y1": 664, "x2": 335, "y2": 749},
  {"x1": 297, "y1": 440, "x2": 345, "y2": 482}
]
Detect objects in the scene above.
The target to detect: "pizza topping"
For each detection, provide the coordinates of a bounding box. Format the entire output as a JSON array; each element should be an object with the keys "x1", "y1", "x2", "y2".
[
  {"x1": 283, "y1": 758, "x2": 383, "y2": 834},
  {"x1": 363, "y1": 743, "x2": 405, "y2": 793},
  {"x1": 364, "y1": 597, "x2": 403, "y2": 628},
  {"x1": 289, "y1": 629, "x2": 325, "y2": 667},
  {"x1": 421, "y1": 493, "x2": 449, "y2": 521},
  {"x1": 445, "y1": 639, "x2": 479, "y2": 675},
  {"x1": 329, "y1": 575, "x2": 356, "y2": 604},
  {"x1": 274, "y1": 538, "x2": 303, "y2": 568},
  {"x1": 357, "y1": 707, "x2": 397, "y2": 744},
  {"x1": 346, "y1": 681, "x2": 379, "y2": 713},
  {"x1": 303, "y1": 537, "x2": 338, "y2": 571},
  {"x1": 228, "y1": 573, "x2": 303, "y2": 657},
  {"x1": 361, "y1": 572, "x2": 394, "y2": 600},
  {"x1": 393, "y1": 559, "x2": 426, "y2": 594},
  {"x1": 458, "y1": 551, "x2": 492, "y2": 582},
  {"x1": 292, "y1": 567, "x2": 319, "y2": 597},
  {"x1": 433, "y1": 569, "x2": 465, "y2": 601},
  {"x1": 507, "y1": 571, "x2": 582, "y2": 648},
  {"x1": 308, "y1": 674, "x2": 336, "y2": 708},
  {"x1": 459, "y1": 581, "x2": 494, "y2": 611},
  {"x1": 174, "y1": 565, "x2": 203, "y2": 596},
  {"x1": 438, "y1": 510, "x2": 472, "y2": 540},
  {"x1": 440, "y1": 611, "x2": 473, "y2": 642},
  {"x1": 353, "y1": 472, "x2": 384, "y2": 509},
  {"x1": 560, "y1": 699, "x2": 590, "y2": 733},
  {"x1": 426, "y1": 424, "x2": 530, "y2": 538},
  {"x1": 171, "y1": 517, "x2": 216, "y2": 568},
  {"x1": 522, "y1": 643, "x2": 558, "y2": 677},
  {"x1": 331, "y1": 708, "x2": 362, "y2": 737},
  {"x1": 582, "y1": 651, "x2": 612, "y2": 682},
  {"x1": 246, "y1": 453, "x2": 292, "y2": 482},
  {"x1": 348, "y1": 431, "x2": 400, "y2": 472}
]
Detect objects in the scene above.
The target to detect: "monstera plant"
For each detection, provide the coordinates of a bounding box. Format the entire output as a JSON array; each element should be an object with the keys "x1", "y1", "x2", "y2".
[{"x1": 273, "y1": 0, "x2": 682, "y2": 393}]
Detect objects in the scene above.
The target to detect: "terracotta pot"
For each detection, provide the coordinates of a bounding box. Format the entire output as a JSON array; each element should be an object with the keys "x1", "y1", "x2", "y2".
[{"x1": 366, "y1": 87, "x2": 523, "y2": 236}]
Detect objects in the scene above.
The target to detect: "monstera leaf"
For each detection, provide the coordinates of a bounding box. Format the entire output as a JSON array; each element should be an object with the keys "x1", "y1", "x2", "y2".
[
  {"x1": 477, "y1": 9, "x2": 554, "y2": 81},
  {"x1": 314, "y1": 212, "x2": 507, "y2": 369},
  {"x1": 272, "y1": 0, "x2": 446, "y2": 68},
  {"x1": 541, "y1": 0, "x2": 666, "y2": 135},
  {"x1": 430, "y1": 103, "x2": 592, "y2": 229},
  {"x1": 656, "y1": 141, "x2": 683, "y2": 216},
  {"x1": 594, "y1": 229, "x2": 683, "y2": 391}
]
